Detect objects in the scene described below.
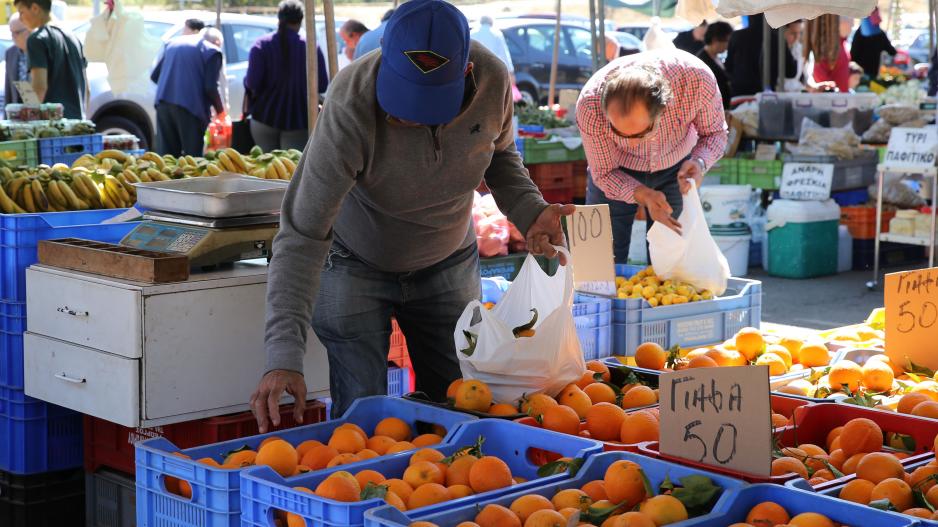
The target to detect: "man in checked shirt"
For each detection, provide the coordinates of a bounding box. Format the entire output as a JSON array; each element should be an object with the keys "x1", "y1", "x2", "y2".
[{"x1": 577, "y1": 50, "x2": 728, "y2": 263}]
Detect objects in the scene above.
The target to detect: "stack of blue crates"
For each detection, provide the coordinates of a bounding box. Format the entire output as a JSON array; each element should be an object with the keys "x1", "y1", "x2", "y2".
[{"x1": 0, "y1": 210, "x2": 135, "y2": 480}]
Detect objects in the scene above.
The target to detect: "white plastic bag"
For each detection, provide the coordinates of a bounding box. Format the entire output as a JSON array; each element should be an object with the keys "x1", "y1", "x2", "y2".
[
  {"x1": 647, "y1": 181, "x2": 731, "y2": 295},
  {"x1": 454, "y1": 247, "x2": 585, "y2": 405},
  {"x1": 643, "y1": 18, "x2": 677, "y2": 51}
]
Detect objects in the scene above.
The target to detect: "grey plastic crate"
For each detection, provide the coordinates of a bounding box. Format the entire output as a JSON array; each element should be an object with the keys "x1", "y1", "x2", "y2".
[
  {"x1": 85, "y1": 469, "x2": 135, "y2": 527},
  {"x1": 783, "y1": 150, "x2": 878, "y2": 191}
]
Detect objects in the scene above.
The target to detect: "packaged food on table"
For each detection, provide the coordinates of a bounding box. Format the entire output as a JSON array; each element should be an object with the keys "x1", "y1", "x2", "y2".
[
  {"x1": 20, "y1": 103, "x2": 41, "y2": 121},
  {"x1": 40, "y1": 103, "x2": 64, "y2": 120},
  {"x1": 102, "y1": 134, "x2": 140, "y2": 151},
  {"x1": 4, "y1": 103, "x2": 23, "y2": 121}
]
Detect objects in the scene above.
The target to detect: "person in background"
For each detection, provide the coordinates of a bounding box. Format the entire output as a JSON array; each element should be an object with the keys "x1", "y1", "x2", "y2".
[
  {"x1": 245, "y1": 0, "x2": 327, "y2": 152},
  {"x1": 354, "y1": 8, "x2": 394, "y2": 60},
  {"x1": 929, "y1": 50, "x2": 938, "y2": 97},
  {"x1": 251, "y1": 0, "x2": 570, "y2": 424},
  {"x1": 338, "y1": 19, "x2": 368, "y2": 70},
  {"x1": 848, "y1": 61, "x2": 865, "y2": 92},
  {"x1": 470, "y1": 16, "x2": 513, "y2": 75},
  {"x1": 5, "y1": 13, "x2": 30, "y2": 106},
  {"x1": 14, "y1": 0, "x2": 86, "y2": 119},
  {"x1": 850, "y1": 7, "x2": 895, "y2": 79},
  {"x1": 725, "y1": 13, "x2": 796, "y2": 96},
  {"x1": 673, "y1": 21, "x2": 707, "y2": 56},
  {"x1": 578, "y1": 50, "x2": 728, "y2": 264},
  {"x1": 783, "y1": 20, "x2": 806, "y2": 92},
  {"x1": 151, "y1": 28, "x2": 224, "y2": 156},
  {"x1": 810, "y1": 15, "x2": 853, "y2": 93},
  {"x1": 696, "y1": 21, "x2": 733, "y2": 109},
  {"x1": 183, "y1": 18, "x2": 205, "y2": 35}
]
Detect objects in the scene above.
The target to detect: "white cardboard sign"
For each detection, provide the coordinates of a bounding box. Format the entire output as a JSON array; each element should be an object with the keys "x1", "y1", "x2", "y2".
[
  {"x1": 564, "y1": 204, "x2": 616, "y2": 296},
  {"x1": 884, "y1": 127, "x2": 938, "y2": 171},
  {"x1": 659, "y1": 365, "x2": 773, "y2": 477},
  {"x1": 780, "y1": 163, "x2": 834, "y2": 201}
]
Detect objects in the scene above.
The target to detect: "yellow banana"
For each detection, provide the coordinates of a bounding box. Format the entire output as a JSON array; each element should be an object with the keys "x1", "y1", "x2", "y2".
[
  {"x1": 250, "y1": 167, "x2": 266, "y2": 179},
  {"x1": 105, "y1": 175, "x2": 131, "y2": 204},
  {"x1": 96, "y1": 149, "x2": 129, "y2": 163},
  {"x1": 137, "y1": 170, "x2": 152, "y2": 182},
  {"x1": 142, "y1": 152, "x2": 165, "y2": 170},
  {"x1": 7, "y1": 177, "x2": 28, "y2": 202},
  {"x1": 46, "y1": 180, "x2": 67, "y2": 208},
  {"x1": 225, "y1": 148, "x2": 248, "y2": 173},
  {"x1": 217, "y1": 151, "x2": 236, "y2": 172},
  {"x1": 30, "y1": 180, "x2": 49, "y2": 211},
  {"x1": 205, "y1": 163, "x2": 222, "y2": 176},
  {"x1": 264, "y1": 164, "x2": 278, "y2": 180},
  {"x1": 281, "y1": 157, "x2": 297, "y2": 174},
  {"x1": 77, "y1": 174, "x2": 103, "y2": 208},
  {"x1": 20, "y1": 182, "x2": 35, "y2": 212},
  {"x1": 271, "y1": 158, "x2": 288, "y2": 180},
  {"x1": 101, "y1": 181, "x2": 124, "y2": 208},
  {"x1": 100, "y1": 187, "x2": 116, "y2": 208},
  {"x1": 116, "y1": 174, "x2": 137, "y2": 200},
  {"x1": 0, "y1": 167, "x2": 14, "y2": 181},
  {"x1": 71, "y1": 154, "x2": 97, "y2": 169},
  {"x1": 0, "y1": 183, "x2": 25, "y2": 213},
  {"x1": 184, "y1": 155, "x2": 198, "y2": 168},
  {"x1": 63, "y1": 181, "x2": 89, "y2": 210}
]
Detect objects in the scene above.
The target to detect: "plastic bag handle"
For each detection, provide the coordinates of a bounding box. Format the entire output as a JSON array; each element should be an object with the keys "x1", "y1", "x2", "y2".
[{"x1": 554, "y1": 245, "x2": 575, "y2": 308}]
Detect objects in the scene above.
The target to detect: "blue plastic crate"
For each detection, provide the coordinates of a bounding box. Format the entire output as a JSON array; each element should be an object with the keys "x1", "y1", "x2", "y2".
[
  {"x1": 240, "y1": 419, "x2": 603, "y2": 527},
  {"x1": 135, "y1": 396, "x2": 476, "y2": 527},
  {"x1": 682, "y1": 483, "x2": 916, "y2": 526},
  {"x1": 517, "y1": 124, "x2": 545, "y2": 134},
  {"x1": 832, "y1": 188, "x2": 870, "y2": 207},
  {"x1": 0, "y1": 300, "x2": 26, "y2": 391},
  {"x1": 612, "y1": 264, "x2": 762, "y2": 356},
  {"x1": 0, "y1": 385, "x2": 83, "y2": 474},
  {"x1": 577, "y1": 324, "x2": 612, "y2": 361},
  {"x1": 0, "y1": 209, "x2": 135, "y2": 305},
  {"x1": 37, "y1": 134, "x2": 103, "y2": 166},
  {"x1": 387, "y1": 366, "x2": 409, "y2": 397},
  {"x1": 364, "y1": 450, "x2": 745, "y2": 527}
]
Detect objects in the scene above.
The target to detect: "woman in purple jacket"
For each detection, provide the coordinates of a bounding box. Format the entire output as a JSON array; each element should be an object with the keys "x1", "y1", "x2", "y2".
[{"x1": 244, "y1": 0, "x2": 328, "y2": 151}]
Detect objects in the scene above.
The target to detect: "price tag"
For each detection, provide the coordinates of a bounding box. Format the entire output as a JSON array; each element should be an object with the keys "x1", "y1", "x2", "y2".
[
  {"x1": 564, "y1": 204, "x2": 616, "y2": 296},
  {"x1": 13, "y1": 81, "x2": 39, "y2": 105},
  {"x1": 659, "y1": 365, "x2": 772, "y2": 477},
  {"x1": 885, "y1": 267, "x2": 938, "y2": 371},
  {"x1": 884, "y1": 127, "x2": 938, "y2": 171},
  {"x1": 779, "y1": 163, "x2": 834, "y2": 201}
]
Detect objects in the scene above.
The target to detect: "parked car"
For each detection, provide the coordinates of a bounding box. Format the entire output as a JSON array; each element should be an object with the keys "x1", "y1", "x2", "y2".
[{"x1": 499, "y1": 18, "x2": 638, "y2": 104}]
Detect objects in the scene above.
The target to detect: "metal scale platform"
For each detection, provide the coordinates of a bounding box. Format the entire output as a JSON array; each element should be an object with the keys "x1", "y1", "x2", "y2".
[{"x1": 120, "y1": 173, "x2": 287, "y2": 268}]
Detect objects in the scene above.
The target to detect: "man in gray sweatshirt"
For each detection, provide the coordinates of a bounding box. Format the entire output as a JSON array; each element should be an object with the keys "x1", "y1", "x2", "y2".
[{"x1": 251, "y1": 0, "x2": 572, "y2": 429}]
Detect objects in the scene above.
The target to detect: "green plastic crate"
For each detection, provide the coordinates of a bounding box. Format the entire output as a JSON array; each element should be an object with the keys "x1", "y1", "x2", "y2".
[
  {"x1": 707, "y1": 158, "x2": 739, "y2": 184},
  {"x1": 738, "y1": 158, "x2": 783, "y2": 190},
  {"x1": 0, "y1": 139, "x2": 38, "y2": 167},
  {"x1": 522, "y1": 138, "x2": 585, "y2": 164}
]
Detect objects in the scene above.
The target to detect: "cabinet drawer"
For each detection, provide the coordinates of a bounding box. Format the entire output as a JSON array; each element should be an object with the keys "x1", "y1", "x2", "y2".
[
  {"x1": 27, "y1": 269, "x2": 142, "y2": 358},
  {"x1": 24, "y1": 333, "x2": 140, "y2": 427}
]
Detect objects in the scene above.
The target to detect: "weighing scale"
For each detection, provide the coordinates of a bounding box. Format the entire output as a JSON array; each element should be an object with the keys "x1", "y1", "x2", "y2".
[{"x1": 121, "y1": 211, "x2": 280, "y2": 269}]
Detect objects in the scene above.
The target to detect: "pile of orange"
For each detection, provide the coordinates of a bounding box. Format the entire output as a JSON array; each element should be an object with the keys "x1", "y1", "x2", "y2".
[
  {"x1": 407, "y1": 459, "x2": 711, "y2": 527},
  {"x1": 768, "y1": 417, "x2": 914, "y2": 487},
  {"x1": 777, "y1": 352, "x2": 938, "y2": 414},
  {"x1": 733, "y1": 501, "x2": 837, "y2": 527},
  {"x1": 632, "y1": 328, "x2": 833, "y2": 376},
  {"x1": 834, "y1": 437, "x2": 938, "y2": 521},
  {"x1": 163, "y1": 417, "x2": 445, "y2": 499}
]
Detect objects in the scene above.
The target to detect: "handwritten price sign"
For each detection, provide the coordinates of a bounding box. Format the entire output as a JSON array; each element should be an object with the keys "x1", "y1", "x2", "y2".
[
  {"x1": 885, "y1": 268, "x2": 938, "y2": 371},
  {"x1": 564, "y1": 205, "x2": 616, "y2": 296},
  {"x1": 659, "y1": 366, "x2": 772, "y2": 477}
]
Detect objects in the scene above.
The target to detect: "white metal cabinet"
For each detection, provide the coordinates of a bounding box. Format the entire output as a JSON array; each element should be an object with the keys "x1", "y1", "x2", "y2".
[{"x1": 24, "y1": 262, "x2": 330, "y2": 427}]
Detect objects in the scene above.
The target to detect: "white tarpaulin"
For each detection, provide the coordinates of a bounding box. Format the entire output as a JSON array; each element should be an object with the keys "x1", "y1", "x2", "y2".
[
  {"x1": 716, "y1": 0, "x2": 878, "y2": 28},
  {"x1": 676, "y1": 0, "x2": 718, "y2": 24}
]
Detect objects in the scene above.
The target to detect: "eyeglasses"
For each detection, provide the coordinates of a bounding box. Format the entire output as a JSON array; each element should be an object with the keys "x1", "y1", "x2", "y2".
[{"x1": 610, "y1": 118, "x2": 656, "y2": 140}]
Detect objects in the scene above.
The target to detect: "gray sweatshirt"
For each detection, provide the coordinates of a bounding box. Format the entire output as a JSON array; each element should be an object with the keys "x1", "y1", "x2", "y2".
[{"x1": 265, "y1": 41, "x2": 548, "y2": 374}]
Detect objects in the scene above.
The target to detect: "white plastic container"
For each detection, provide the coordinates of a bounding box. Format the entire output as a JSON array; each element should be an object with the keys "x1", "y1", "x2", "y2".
[
  {"x1": 711, "y1": 226, "x2": 751, "y2": 277},
  {"x1": 838, "y1": 225, "x2": 853, "y2": 273},
  {"x1": 699, "y1": 184, "x2": 753, "y2": 228}
]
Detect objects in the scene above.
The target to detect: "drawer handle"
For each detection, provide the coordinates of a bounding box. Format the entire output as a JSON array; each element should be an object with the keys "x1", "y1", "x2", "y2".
[
  {"x1": 57, "y1": 306, "x2": 89, "y2": 317},
  {"x1": 54, "y1": 373, "x2": 86, "y2": 384}
]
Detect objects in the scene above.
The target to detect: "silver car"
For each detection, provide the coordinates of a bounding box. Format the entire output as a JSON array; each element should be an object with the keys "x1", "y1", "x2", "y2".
[{"x1": 66, "y1": 10, "x2": 344, "y2": 150}]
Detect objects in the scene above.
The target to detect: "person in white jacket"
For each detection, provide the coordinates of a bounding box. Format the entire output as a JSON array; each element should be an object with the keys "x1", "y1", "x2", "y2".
[{"x1": 471, "y1": 16, "x2": 513, "y2": 75}]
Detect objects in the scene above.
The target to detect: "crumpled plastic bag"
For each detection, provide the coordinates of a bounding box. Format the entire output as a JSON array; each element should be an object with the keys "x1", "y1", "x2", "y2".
[
  {"x1": 878, "y1": 105, "x2": 922, "y2": 127},
  {"x1": 862, "y1": 118, "x2": 893, "y2": 144},
  {"x1": 474, "y1": 192, "x2": 524, "y2": 257},
  {"x1": 870, "y1": 177, "x2": 926, "y2": 209},
  {"x1": 788, "y1": 119, "x2": 861, "y2": 159}
]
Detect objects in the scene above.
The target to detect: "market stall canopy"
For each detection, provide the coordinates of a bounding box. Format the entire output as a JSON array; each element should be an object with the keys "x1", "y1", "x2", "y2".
[
  {"x1": 716, "y1": 0, "x2": 878, "y2": 29},
  {"x1": 676, "y1": 0, "x2": 718, "y2": 24},
  {"x1": 606, "y1": 0, "x2": 677, "y2": 17}
]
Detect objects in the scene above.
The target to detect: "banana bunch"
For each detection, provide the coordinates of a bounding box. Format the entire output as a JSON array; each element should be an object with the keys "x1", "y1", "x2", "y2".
[{"x1": 0, "y1": 146, "x2": 304, "y2": 214}]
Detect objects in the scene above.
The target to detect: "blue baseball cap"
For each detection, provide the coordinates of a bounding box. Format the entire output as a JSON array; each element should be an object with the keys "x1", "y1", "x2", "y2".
[{"x1": 377, "y1": 0, "x2": 471, "y2": 125}]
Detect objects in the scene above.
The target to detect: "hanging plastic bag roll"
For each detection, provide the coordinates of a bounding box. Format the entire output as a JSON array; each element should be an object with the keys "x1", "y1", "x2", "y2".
[
  {"x1": 453, "y1": 246, "x2": 585, "y2": 405},
  {"x1": 647, "y1": 181, "x2": 731, "y2": 296}
]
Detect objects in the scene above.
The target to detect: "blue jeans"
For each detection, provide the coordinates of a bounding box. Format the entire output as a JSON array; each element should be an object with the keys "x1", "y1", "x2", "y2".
[
  {"x1": 313, "y1": 241, "x2": 482, "y2": 418},
  {"x1": 585, "y1": 160, "x2": 687, "y2": 264}
]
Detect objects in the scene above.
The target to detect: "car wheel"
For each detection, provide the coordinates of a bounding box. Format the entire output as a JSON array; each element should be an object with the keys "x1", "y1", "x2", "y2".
[
  {"x1": 519, "y1": 85, "x2": 538, "y2": 106},
  {"x1": 96, "y1": 114, "x2": 151, "y2": 151}
]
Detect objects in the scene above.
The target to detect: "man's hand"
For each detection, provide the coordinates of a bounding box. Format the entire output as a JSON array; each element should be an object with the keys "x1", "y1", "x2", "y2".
[
  {"x1": 527, "y1": 203, "x2": 576, "y2": 264},
  {"x1": 677, "y1": 159, "x2": 704, "y2": 195},
  {"x1": 250, "y1": 369, "x2": 307, "y2": 433},
  {"x1": 635, "y1": 185, "x2": 681, "y2": 234}
]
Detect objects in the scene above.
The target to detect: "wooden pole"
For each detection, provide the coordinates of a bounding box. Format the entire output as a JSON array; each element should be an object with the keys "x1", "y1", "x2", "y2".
[
  {"x1": 322, "y1": 0, "x2": 339, "y2": 79},
  {"x1": 588, "y1": 0, "x2": 598, "y2": 71},
  {"x1": 548, "y1": 0, "x2": 562, "y2": 106},
  {"x1": 304, "y1": 0, "x2": 319, "y2": 130},
  {"x1": 215, "y1": 0, "x2": 222, "y2": 32}
]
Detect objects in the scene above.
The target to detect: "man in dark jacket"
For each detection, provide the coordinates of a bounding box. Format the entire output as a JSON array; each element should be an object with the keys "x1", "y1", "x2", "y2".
[
  {"x1": 5, "y1": 13, "x2": 30, "y2": 106},
  {"x1": 851, "y1": 8, "x2": 895, "y2": 78},
  {"x1": 150, "y1": 30, "x2": 225, "y2": 156},
  {"x1": 725, "y1": 13, "x2": 796, "y2": 96},
  {"x1": 673, "y1": 21, "x2": 707, "y2": 56}
]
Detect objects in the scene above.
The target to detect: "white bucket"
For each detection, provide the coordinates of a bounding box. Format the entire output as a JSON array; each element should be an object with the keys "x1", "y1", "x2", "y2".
[
  {"x1": 699, "y1": 184, "x2": 753, "y2": 228},
  {"x1": 713, "y1": 232, "x2": 752, "y2": 277}
]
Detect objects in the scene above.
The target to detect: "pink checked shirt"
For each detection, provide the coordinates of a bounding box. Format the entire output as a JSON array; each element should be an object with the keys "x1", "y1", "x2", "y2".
[{"x1": 576, "y1": 50, "x2": 728, "y2": 203}]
